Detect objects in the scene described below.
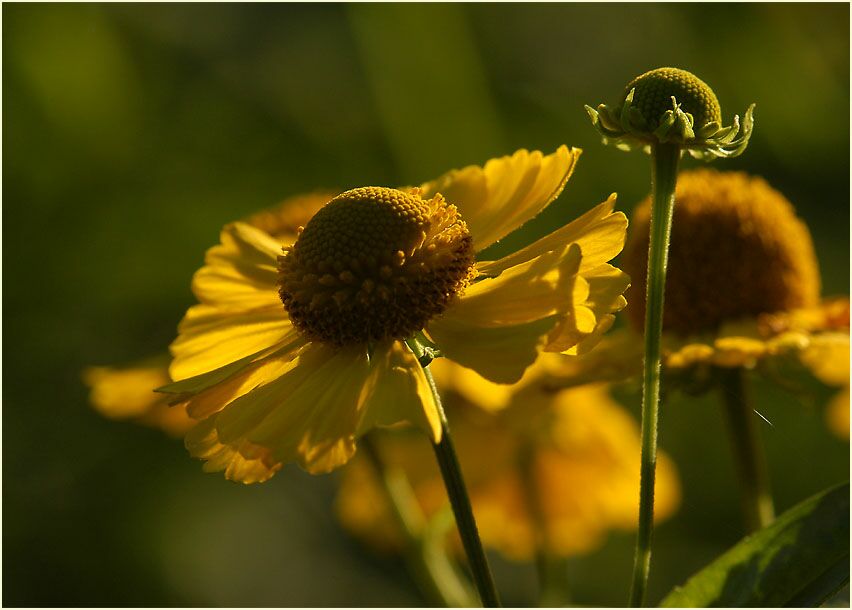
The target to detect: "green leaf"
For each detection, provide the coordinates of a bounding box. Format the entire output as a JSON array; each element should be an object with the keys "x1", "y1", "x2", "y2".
[{"x1": 661, "y1": 482, "x2": 849, "y2": 607}]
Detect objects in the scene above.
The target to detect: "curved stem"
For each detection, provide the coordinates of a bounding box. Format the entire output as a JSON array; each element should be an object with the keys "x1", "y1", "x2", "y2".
[
  {"x1": 628, "y1": 142, "x2": 680, "y2": 607},
  {"x1": 361, "y1": 435, "x2": 478, "y2": 607},
  {"x1": 718, "y1": 368, "x2": 775, "y2": 532},
  {"x1": 408, "y1": 339, "x2": 502, "y2": 608}
]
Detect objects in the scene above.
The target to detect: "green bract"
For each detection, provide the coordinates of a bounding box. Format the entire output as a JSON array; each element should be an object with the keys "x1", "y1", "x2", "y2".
[{"x1": 585, "y1": 67, "x2": 755, "y2": 161}]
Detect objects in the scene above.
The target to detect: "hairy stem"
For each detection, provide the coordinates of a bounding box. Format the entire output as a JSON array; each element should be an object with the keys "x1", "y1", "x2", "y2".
[
  {"x1": 408, "y1": 340, "x2": 502, "y2": 607},
  {"x1": 629, "y1": 142, "x2": 680, "y2": 607}
]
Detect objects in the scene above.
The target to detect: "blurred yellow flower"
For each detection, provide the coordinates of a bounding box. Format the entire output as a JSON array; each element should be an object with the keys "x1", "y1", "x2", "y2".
[
  {"x1": 83, "y1": 193, "x2": 333, "y2": 437},
  {"x1": 83, "y1": 357, "x2": 194, "y2": 437},
  {"x1": 336, "y1": 359, "x2": 681, "y2": 561},
  {"x1": 159, "y1": 147, "x2": 631, "y2": 482},
  {"x1": 551, "y1": 170, "x2": 849, "y2": 436}
]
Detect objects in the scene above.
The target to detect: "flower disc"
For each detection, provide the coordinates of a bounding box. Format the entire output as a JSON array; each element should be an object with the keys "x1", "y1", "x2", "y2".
[
  {"x1": 623, "y1": 67, "x2": 722, "y2": 131},
  {"x1": 278, "y1": 187, "x2": 476, "y2": 346},
  {"x1": 624, "y1": 169, "x2": 821, "y2": 336}
]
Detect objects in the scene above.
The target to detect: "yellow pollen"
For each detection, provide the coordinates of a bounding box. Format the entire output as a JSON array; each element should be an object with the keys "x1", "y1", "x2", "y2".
[
  {"x1": 623, "y1": 169, "x2": 821, "y2": 336},
  {"x1": 278, "y1": 186, "x2": 477, "y2": 346},
  {"x1": 622, "y1": 67, "x2": 722, "y2": 131}
]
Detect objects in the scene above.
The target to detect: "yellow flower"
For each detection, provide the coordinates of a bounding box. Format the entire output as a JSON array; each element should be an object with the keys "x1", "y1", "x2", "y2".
[
  {"x1": 159, "y1": 147, "x2": 630, "y2": 482},
  {"x1": 550, "y1": 170, "x2": 849, "y2": 434},
  {"x1": 83, "y1": 193, "x2": 334, "y2": 437},
  {"x1": 336, "y1": 360, "x2": 681, "y2": 561}
]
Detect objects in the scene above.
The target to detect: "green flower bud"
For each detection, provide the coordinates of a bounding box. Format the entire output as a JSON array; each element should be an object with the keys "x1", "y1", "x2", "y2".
[{"x1": 585, "y1": 67, "x2": 755, "y2": 160}]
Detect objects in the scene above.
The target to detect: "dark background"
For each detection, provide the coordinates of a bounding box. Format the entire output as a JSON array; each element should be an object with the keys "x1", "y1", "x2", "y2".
[{"x1": 3, "y1": 3, "x2": 849, "y2": 606}]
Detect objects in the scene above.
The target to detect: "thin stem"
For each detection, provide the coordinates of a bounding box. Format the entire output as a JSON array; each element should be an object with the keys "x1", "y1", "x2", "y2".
[
  {"x1": 628, "y1": 142, "x2": 680, "y2": 608},
  {"x1": 718, "y1": 368, "x2": 775, "y2": 532},
  {"x1": 361, "y1": 435, "x2": 477, "y2": 607},
  {"x1": 408, "y1": 340, "x2": 502, "y2": 608}
]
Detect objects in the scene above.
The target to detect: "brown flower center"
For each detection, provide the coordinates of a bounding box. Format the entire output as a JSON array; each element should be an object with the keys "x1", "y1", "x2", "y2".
[
  {"x1": 623, "y1": 169, "x2": 821, "y2": 336},
  {"x1": 278, "y1": 187, "x2": 476, "y2": 346}
]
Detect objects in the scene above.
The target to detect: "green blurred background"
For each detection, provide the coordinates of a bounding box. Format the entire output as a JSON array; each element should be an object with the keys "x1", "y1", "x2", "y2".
[{"x1": 3, "y1": 3, "x2": 849, "y2": 606}]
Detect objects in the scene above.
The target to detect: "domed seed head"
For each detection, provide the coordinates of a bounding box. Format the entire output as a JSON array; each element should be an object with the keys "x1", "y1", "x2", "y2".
[
  {"x1": 278, "y1": 187, "x2": 477, "y2": 347},
  {"x1": 623, "y1": 169, "x2": 820, "y2": 336},
  {"x1": 622, "y1": 67, "x2": 722, "y2": 131}
]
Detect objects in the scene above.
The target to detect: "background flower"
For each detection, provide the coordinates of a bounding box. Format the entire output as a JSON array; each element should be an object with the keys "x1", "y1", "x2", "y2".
[
  {"x1": 4, "y1": 3, "x2": 848, "y2": 606},
  {"x1": 336, "y1": 361, "x2": 681, "y2": 562}
]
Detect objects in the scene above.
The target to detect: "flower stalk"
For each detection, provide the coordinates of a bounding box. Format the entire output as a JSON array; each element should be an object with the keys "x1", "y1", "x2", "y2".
[
  {"x1": 628, "y1": 141, "x2": 680, "y2": 607},
  {"x1": 408, "y1": 338, "x2": 502, "y2": 608},
  {"x1": 718, "y1": 368, "x2": 775, "y2": 532},
  {"x1": 361, "y1": 434, "x2": 478, "y2": 607}
]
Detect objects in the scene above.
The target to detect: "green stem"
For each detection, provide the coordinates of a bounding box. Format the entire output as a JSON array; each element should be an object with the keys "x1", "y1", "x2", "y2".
[
  {"x1": 408, "y1": 339, "x2": 502, "y2": 608},
  {"x1": 628, "y1": 142, "x2": 680, "y2": 608},
  {"x1": 361, "y1": 435, "x2": 477, "y2": 607},
  {"x1": 718, "y1": 368, "x2": 775, "y2": 532}
]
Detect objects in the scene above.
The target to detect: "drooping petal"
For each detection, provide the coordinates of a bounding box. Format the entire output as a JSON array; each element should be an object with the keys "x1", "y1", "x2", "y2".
[
  {"x1": 185, "y1": 415, "x2": 281, "y2": 484},
  {"x1": 169, "y1": 304, "x2": 297, "y2": 381},
  {"x1": 192, "y1": 222, "x2": 284, "y2": 310},
  {"x1": 358, "y1": 341, "x2": 441, "y2": 442},
  {"x1": 428, "y1": 315, "x2": 558, "y2": 384},
  {"x1": 476, "y1": 195, "x2": 626, "y2": 277},
  {"x1": 429, "y1": 357, "x2": 515, "y2": 412},
  {"x1": 420, "y1": 146, "x2": 581, "y2": 251},
  {"x1": 179, "y1": 348, "x2": 306, "y2": 420},
  {"x1": 213, "y1": 343, "x2": 374, "y2": 475}
]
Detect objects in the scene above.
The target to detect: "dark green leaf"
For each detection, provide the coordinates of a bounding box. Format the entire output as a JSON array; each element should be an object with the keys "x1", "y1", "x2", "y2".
[{"x1": 661, "y1": 482, "x2": 849, "y2": 607}]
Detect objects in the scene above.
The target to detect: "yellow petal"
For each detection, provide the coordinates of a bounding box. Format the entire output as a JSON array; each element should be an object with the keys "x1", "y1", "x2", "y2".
[
  {"x1": 83, "y1": 359, "x2": 196, "y2": 436},
  {"x1": 449, "y1": 243, "x2": 582, "y2": 327},
  {"x1": 420, "y1": 146, "x2": 581, "y2": 251},
  {"x1": 826, "y1": 387, "x2": 850, "y2": 440},
  {"x1": 181, "y1": 349, "x2": 306, "y2": 419},
  {"x1": 357, "y1": 341, "x2": 441, "y2": 442},
  {"x1": 84, "y1": 362, "x2": 170, "y2": 419},
  {"x1": 546, "y1": 263, "x2": 631, "y2": 354},
  {"x1": 799, "y1": 332, "x2": 850, "y2": 386},
  {"x1": 428, "y1": 315, "x2": 558, "y2": 384},
  {"x1": 215, "y1": 343, "x2": 373, "y2": 474},
  {"x1": 185, "y1": 415, "x2": 281, "y2": 484},
  {"x1": 242, "y1": 192, "x2": 333, "y2": 241},
  {"x1": 476, "y1": 195, "x2": 626, "y2": 277},
  {"x1": 429, "y1": 358, "x2": 514, "y2": 411},
  {"x1": 192, "y1": 222, "x2": 284, "y2": 310},
  {"x1": 712, "y1": 336, "x2": 767, "y2": 368},
  {"x1": 169, "y1": 304, "x2": 297, "y2": 381}
]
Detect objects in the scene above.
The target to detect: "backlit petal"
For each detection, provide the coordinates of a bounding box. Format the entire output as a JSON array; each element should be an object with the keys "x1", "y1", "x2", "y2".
[
  {"x1": 476, "y1": 195, "x2": 626, "y2": 277},
  {"x1": 185, "y1": 415, "x2": 281, "y2": 484},
  {"x1": 192, "y1": 222, "x2": 283, "y2": 310},
  {"x1": 214, "y1": 343, "x2": 373, "y2": 475},
  {"x1": 358, "y1": 341, "x2": 441, "y2": 442},
  {"x1": 169, "y1": 304, "x2": 296, "y2": 381},
  {"x1": 420, "y1": 146, "x2": 581, "y2": 251},
  {"x1": 448, "y1": 244, "x2": 582, "y2": 327},
  {"x1": 428, "y1": 315, "x2": 558, "y2": 384}
]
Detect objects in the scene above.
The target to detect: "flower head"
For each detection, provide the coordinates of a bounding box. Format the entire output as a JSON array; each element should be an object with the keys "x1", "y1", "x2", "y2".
[
  {"x1": 158, "y1": 147, "x2": 631, "y2": 482},
  {"x1": 549, "y1": 170, "x2": 848, "y2": 435},
  {"x1": 336, "y1": 360, "x2": 681, "y2": 561},
  {"x1": 624, "y1": 169, "x2": 820, "y2": 336},
  {"x1": 586, "y1": 67, "x2": 755, "y2": 160}
]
